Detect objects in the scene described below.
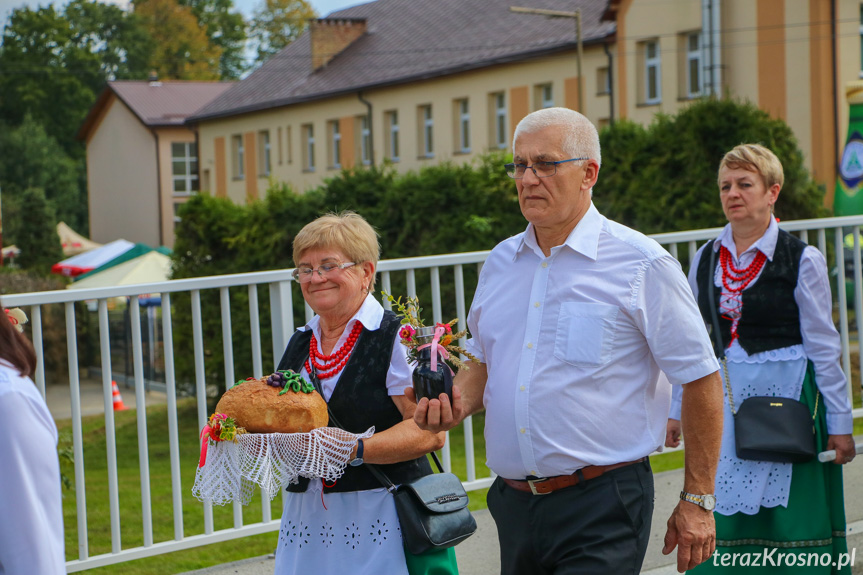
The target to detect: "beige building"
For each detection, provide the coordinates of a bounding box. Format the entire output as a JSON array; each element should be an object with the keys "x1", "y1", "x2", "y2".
[
  {"x1": 79, "y1": 80, "x2": 233, "y2": 248},
  {"x1": 187, "y1": 0, "x2": 860, "y2": 212}
]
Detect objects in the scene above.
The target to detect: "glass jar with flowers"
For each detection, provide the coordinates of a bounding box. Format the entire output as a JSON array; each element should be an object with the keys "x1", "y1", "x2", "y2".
[{"x1": 383, "y1": 293, "x2": 479, "y2": 401}]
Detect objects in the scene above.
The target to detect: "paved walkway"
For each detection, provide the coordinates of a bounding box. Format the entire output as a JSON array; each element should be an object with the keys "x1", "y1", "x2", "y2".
[{"x1": 180, "y1": 454, "x2": 863, "y2": 575}]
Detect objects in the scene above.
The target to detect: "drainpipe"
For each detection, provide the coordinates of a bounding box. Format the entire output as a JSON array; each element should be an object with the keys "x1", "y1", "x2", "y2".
[
  {"x1": 711, "y1": 0, "x2": 722, "y2": 95},
  {"x1": 831, "y1": 0, "x2": 839, "y2": 175},
  {"x1": 150, "y1": 128, "x2": 163, "y2": 248},
  {"x1": 603, "y1": 41, "x2": 615, "y2": 125},
  {"x1": 357, "y1": 92, "x2": 374, "y2": 165}
]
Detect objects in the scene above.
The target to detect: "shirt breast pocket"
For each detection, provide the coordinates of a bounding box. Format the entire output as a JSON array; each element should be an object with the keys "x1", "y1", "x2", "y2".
[{"x1": 554, "y1": 302, "x2": 619, "y2": 367}]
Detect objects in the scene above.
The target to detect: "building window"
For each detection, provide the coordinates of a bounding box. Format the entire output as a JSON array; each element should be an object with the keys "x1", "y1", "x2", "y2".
[
  {"x1": 277, "y1": 127, "x2": 283, "y2": 165},
  {"x1": 535, "y1": 83, "x2": 553, "y2": 109},
  {"x1": 328, "y1": 120, "x2": 341, "y2": 169},
  {"x1": 172, "y1": 142, "x2": 198, "y2": 195},
  {"x1": 455, "y1": 98, "x2": 470, "y2": 153},
  {"x1": 685, "y1": 32, "x2": 702, "y2": 98},
  {"x1": 231, "y1": 135, "x2": 244, "y2": 180},
  {"x1": 385, "y1": 110, "x2": 400, "y2": 161},
  {"x1": 490, "y1": 92, "x2": 507, "y2": 149},
  {"x1": 302, "y1": 124, "x2": 314, "y2": 171},
  {"x1": 597, "y1": 67, "x2": 610, "y2": 95},
  {"x1": 258, "y1": 130, "x2": 271, "y2": 176},
  {"x1": 419, "y1": 105, "x2": 433, "y2": 158},
  {"x1": 359, "y1": 115, "x2": 371, "y2": 165},
  {"x1": 286, "y1": 126, "x2": 293, "y2": 164},
  {"x1": 643, "y1": 39, "x2": 661, "y2": 104}
]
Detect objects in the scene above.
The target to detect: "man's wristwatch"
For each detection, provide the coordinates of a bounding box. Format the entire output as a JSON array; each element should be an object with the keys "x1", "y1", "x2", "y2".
[
  {"x1": 349, "y1": 438, "x2": 364, "y2": 467},
  {"x1": 679, "y1": 491, "x2": 716, "y2": 511}
]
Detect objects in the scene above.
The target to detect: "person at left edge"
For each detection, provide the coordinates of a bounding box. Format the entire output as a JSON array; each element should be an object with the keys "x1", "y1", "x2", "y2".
[
  {"x1": 273, "y1": 211, "x2": 458, "y2": 575},
  {"x1": 0, "y1": 303, "x2": 66, "y2": 574}
]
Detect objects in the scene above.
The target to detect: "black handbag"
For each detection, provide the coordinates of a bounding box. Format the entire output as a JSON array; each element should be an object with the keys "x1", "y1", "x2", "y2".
[
  {"x1": 366, "y1": 451, "x2": 478, "y2": 555},
  {"x1": 706, "y1": 245, "x2": 817, "y2": 464},
  {"x1": 308, "y1": 365, "x2": 477, "y2": 556}
]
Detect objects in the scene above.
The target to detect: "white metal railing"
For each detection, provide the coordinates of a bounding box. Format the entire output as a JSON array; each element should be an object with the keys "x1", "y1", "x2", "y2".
[{"x1": 4, "y1": 216, "x2": 863, "y2": 571}]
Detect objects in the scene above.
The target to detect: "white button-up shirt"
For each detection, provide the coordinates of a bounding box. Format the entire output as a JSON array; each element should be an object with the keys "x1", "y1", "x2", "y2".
[{"x1": 466, "y1": 203, "x2": 719, "y2": 479}]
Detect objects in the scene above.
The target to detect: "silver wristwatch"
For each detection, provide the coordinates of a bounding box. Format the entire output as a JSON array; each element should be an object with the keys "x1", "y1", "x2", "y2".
[{"x1": 679, "y1": 491, "x2": 716, "y2": 511}]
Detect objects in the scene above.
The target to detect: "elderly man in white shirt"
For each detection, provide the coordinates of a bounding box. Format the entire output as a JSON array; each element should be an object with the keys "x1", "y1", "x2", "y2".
[{"x1": 410, "y1": 107, "x2": 724, "y2": 575}]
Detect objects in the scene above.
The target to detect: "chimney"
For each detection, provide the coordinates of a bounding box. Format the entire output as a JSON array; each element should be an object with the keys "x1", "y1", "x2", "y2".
[
  {"x1": 310, "y1": 18, "x2": 367, "y2": 72},
  {"x1": 148, "y1": 70, "x2": 161, "y2": 86}
]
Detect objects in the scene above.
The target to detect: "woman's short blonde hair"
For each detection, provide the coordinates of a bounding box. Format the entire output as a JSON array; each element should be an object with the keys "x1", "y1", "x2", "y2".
[
  {"x1": 718, "y1": 144, "x2": 784, "y2": 190},
  {"x1": 292, "y1": 211, "x2": 380, "y2": 289}
]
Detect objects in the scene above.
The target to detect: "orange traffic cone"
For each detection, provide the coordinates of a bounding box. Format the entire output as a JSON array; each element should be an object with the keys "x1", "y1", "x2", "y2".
[{"x1": 112, "y1": 381, "x2": 128, "y2": 411}]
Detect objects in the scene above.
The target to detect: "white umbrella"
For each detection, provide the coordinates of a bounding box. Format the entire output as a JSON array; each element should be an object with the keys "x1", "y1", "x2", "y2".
[{"x1": 66, "y1": 251, "x2": 171, "y2": 289}]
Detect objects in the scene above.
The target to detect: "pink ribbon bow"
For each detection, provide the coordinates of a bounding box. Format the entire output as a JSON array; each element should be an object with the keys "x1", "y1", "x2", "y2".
[
  {"x1": 199, "y1": 426, "x2": 213, "y2": 468},
  {"x1": 417, "y1": 325, "x2": 452, "y2": 373}
]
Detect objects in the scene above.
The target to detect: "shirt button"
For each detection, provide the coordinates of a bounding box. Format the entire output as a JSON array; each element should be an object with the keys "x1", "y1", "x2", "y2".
[
  {"x1": 534, "y1": 302, "x2": 540, "y2": 308},
  {"x1": 527, "y1": 343, "x2": 533, "y2": 349},
  {"x1": 520, "y1": 385, "x2": 525, "y2": 391},
  {"x1": 541, "y1": 262, "x2": 548, "y2": 268},
  {"x1": 520, "y1": 428, "x2": 526, "y2": 434}
]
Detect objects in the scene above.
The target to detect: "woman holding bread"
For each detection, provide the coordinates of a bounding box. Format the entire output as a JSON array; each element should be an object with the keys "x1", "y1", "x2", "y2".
[{"x1": 273, "y1": 211, "x2": 458, "y2": 575}]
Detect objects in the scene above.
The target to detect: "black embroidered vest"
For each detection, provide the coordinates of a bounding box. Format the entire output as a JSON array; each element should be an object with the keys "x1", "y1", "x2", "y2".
[
  {"x1": 696, "y1": 229, "x2": 804, "y2": 356},
  {"x1": 278, "y1": 310, "x2": 432, "y2": 493}
]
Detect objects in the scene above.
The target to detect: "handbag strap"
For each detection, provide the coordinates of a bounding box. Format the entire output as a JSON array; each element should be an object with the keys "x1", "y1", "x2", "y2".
[
  {"x1": 705, "y1": 242, "x2": 819, "y2": 420},
  {"x1": 706, "y1": 243, "x2": 739, "y2": 414},
  {"x1": 308, "y1": 362, "x2": 445, "y2": 494}
]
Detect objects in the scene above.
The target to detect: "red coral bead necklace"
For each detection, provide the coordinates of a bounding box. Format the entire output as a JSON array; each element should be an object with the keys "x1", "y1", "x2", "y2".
[
  {"x1": 305, "y1": 321, "x2": 363, "y2": 379},
  {"x1": 718, "y1": 245, "x2": 767, "y2": 341}
]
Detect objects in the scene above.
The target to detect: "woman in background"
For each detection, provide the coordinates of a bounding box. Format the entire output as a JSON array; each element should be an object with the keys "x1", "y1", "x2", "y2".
[
  {"x1": 668, "y1": 144, "x2": 854, "y2": 573},
  {"x1": 0, "y1": 304, "x2": 66, "y2": 574}
]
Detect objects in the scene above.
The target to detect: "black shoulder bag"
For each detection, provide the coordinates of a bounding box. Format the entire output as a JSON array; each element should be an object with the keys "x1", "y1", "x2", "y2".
[
  {"x1": 706, "y1": 245, "x2": 817, "y2": 464},
  {"x1": 308, "y1": 365, "x2": 477, "y2": 555}
]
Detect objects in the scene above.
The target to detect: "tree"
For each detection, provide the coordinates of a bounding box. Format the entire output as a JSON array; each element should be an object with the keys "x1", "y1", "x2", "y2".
[
  {"x1": 13, "y1": 188, "x2": 64, "y2": 274},
  {"x1": 177, "y1": 0, "x2": 248, "y2": 79},
  {"x1": 249, "y1": 0, "x2": 316, "y2": 63},
  {"x1": 0, "y1": 115, "x2": 87, "y2": 236},
  {"x1": 134, "y1": 0, "x2": 222, "y2": 80},
  {"x1": 594, "y1": 97, "x2": 826, "y2": 235},
  {"x1": 0, "y1": 0, "x2": 154, "y2": 158}
]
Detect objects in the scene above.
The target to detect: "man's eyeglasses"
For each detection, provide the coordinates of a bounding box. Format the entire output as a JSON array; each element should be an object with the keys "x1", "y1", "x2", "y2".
[
  {"x1": 504, "y1": 157, "x2": 588, "y2": 179},
  {"x1": 292, "y1": 262, "x2": 356, "y2": 283}
]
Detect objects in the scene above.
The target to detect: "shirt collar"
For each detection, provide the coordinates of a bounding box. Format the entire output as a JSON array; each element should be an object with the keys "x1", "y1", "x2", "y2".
[
  {"x1": 299, "y1": 293, "x2": 383, "y2": 335},
  {"x1": 714, "y1": 217, "x2": 779, "y2": 261},
  {"x1": 515, "y1": 202, "x2": 601, "y2": 261}
]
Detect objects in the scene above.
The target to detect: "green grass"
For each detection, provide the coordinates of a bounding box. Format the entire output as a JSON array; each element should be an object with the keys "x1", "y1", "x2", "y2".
[
  {"x1": 58, "y1": 399, "x2": 284, "y2": 574},
  {"x1": 57, "y1": 398, "x2": 695, "y2": 573}
]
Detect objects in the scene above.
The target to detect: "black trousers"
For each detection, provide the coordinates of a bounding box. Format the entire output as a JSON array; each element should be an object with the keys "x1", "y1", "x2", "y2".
[{"x1": 487, "y1": 459, "x2": 654, "y2": 575}]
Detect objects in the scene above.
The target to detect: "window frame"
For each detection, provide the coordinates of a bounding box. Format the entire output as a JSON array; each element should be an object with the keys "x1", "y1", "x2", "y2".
[
  {"x1": 171, "y1": 141, "x2": 199, "y2": 196},
  {"x1": 420, "y1": 104, "x2": 434, "y2": 159},
  {"x1": 328, "y1": 120, "x2": 341, "y2": 170},
  {"x1": 303, "y1": 124, "x2": 315, "y2": 172},
  {"x1": 492, "y1": 92, "x2": 507, "y2": 149},
  {"x1": 386, "y1": 110, "x2": 400, "y2": 162},
  {"x1": 359, "y1": 115, "x2": 371, "y2": 166},
  {"x1": 685, "y1": 32, "x2": 702, "y2": 99},
  {"x1": 456, "y1": 98, "x2": 470, "y2": 154},
  {"x1": 644, "y1": 39, "x2": 662, "y2": 105},
  {"x1": 231, "y1": 135, "x2": 244, "y2": 180},
  {"x1": 258, "y1": 130, "x2": 271, "y2": 177}
]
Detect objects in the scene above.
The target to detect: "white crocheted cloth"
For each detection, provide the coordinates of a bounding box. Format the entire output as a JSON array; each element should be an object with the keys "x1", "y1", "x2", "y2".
[{"x1": 192, "y1": 426, "x2": 375, "y2": 506}]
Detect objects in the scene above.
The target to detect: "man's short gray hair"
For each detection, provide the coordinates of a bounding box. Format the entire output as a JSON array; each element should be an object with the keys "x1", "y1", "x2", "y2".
[{"x1": 513, "y1": 107, "x2": 601, "y2": 167}]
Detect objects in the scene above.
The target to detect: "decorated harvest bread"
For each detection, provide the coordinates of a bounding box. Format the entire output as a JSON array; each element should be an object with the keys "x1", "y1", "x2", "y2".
[{"x1": 214, "y1": 370, "x2": 328, "y2": 433}]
